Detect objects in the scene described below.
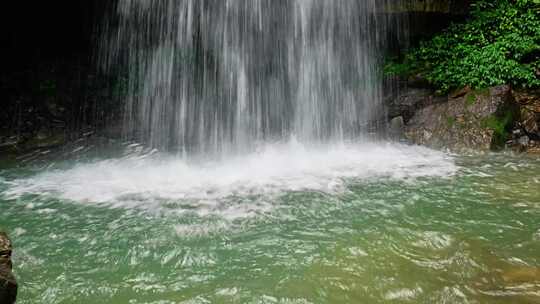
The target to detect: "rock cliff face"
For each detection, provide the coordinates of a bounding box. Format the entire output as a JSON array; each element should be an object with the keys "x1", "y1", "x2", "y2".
[
  {"x1": 388, "y1": 84, "x2": 540, "y2": 154},
  {"x1": 512, "y1": 90, "x2": 540, "y2": 153},
  {"x1": 0, "y1": 232, "x2": 17, "y2": 304},
  {"x1": 403, "y1": 85, "x2": 517, "y2": 152}
]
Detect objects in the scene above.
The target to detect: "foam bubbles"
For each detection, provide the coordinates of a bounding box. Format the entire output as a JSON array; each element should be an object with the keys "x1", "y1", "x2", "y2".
[{"x1": 2, "y1": 142, "x2": 456, "y2": 216}]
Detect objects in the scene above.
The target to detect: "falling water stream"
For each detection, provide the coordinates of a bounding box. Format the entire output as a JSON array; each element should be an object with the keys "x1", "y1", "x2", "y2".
[
  {"x1": 1, "y1": 1, "x2": 539, "y2": 303},
  {"x1": 100, "y1": 0, "x2": 397, "y2": 154}
]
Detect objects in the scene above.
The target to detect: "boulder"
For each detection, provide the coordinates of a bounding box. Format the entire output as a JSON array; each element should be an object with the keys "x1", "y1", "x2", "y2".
[
  {"x1": 386, "y1": 86, "x2": 447, "y2": 123},
  {"x1": 506, "y1": 90, "x2": 540, "y2": 154},
  {"x1": 404, "y1": 85, "x2": 518, "y2": 152},
  {"x1": 0, "y1": 233, "x2": 12, "y2": 269},
  {"x1": 513, "y1": 90, "x2": 540, "y2": 134},
  {"x1": 502, "y1": 267, "x2": 540, "y2": 284},
  {"x1": 0, "y1": 232, "x2": 17, "y2": 304}
]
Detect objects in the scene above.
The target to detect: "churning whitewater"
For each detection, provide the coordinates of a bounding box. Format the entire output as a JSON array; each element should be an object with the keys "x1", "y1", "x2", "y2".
[
  {"x1": 3, "y1": 143, "x2": 456, "y2": 217},
  {"x1": 3, "y1": 1, "x2": 428, "y2": 216},
  {"x1": 2, "y1": 0, "x2": 429, "y2": 219}
]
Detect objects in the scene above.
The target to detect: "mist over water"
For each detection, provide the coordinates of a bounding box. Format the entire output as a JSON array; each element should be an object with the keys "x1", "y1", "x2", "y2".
[
  {"x1": 101, "y1": 0, "x2": 401, "y2": 155},
  {"x1": 3, "y1": 142, "x2": 456, "y2": 217}
]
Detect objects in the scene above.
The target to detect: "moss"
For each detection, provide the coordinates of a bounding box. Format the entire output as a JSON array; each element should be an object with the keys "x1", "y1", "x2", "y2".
[
  {"x1": 482, "y1": 114, "x2": 507, "y2": 135},
  {"x1": 466, "y1": 88, "x2": 490, "y2": 107},
  {"x1": 446, "y1": 116, "x2": 456, "y2": 127},
  {"x1": 477, "y1": 88, "x2": 490, "y2": 97},
  {"x1": 481, "y1": 108, "x2": 517, "y2": 149},
  {"x1": 466, "y1": 93, "x2": 477, "y2": 106}
]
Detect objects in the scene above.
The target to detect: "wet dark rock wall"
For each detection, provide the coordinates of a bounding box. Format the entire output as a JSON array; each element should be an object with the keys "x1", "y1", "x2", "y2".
[
  {"x1": 0, "y1": 1, "x2": 116, "y2": 154},
  {"x1": 1, "y1": 1, "x2": 108, "y2": 70},
  {"x1": 383, "y1": 0, "x2": 472, "y2": 51}
]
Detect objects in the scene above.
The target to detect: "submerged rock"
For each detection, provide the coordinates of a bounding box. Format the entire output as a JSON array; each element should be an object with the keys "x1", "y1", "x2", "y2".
[
  {"x1": 404, "y1": 85, "x2": 518, "y2": 152},
  {"x1": 0, "y1": 232, "x2": 17, "y2": 304},
  {"x1": 501, "y1": 267, "x2": 540, "y2": 284}
]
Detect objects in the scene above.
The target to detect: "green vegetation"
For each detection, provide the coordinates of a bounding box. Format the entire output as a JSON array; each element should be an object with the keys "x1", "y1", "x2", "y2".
[
  {"x1": 466, "y1": 93, "x2": 477, "y2": 106},
  {"x1": 481, "y1": 108, "x2": 517, "y2": 147},
  {"x1": 385, "y1": 0, "x2": 540, "y2": 93},
  {"x1": 446, "y1": 115, "x2": 456, "y2": 127}
]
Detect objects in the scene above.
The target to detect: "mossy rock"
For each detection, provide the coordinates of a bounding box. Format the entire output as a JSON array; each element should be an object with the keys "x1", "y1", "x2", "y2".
[
  {"x1": 404, "y1": 85, "x2": 518, "y2": 152},
  {"x1": 481, "y1": 109, "x2": 518, "y2": 150}
]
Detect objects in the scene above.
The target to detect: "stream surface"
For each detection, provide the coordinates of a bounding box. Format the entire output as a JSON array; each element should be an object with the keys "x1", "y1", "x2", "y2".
[{"x1": 0, "y1": 142, "x2": 539, "y2": 303}]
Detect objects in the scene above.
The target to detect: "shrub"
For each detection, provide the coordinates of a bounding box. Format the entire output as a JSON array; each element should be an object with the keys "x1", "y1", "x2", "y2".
[{"x1": 385, "y1": 0, "x2": 540, "y2": 93}]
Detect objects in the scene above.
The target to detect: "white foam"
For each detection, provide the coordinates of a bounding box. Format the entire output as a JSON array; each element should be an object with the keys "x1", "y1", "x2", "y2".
[{"x1": 2, "y1": 142, "x2": 456, "y2": 217}]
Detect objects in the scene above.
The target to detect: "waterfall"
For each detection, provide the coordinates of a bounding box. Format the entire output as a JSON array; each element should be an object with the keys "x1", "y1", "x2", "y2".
[{"x1": 100, "y1": 0, "x2": 401, "y2": 156}]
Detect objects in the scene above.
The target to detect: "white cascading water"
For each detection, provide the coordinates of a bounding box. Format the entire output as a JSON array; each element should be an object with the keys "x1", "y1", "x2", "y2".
[
  {"x1": 100, "y1": 0, "x2": 400, "y2": 156},
  {"x1": 3, "y1": 1, "x2": 457, "y2": 214}
]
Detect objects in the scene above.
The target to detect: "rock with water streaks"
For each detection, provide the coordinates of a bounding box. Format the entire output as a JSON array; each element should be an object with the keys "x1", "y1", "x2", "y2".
[
  {"x1": 389, "y1": 116, "x2": 406, "y2": 139},
  {"x1": 0, "y1": 232, "x2": 17, "y2": 304}
]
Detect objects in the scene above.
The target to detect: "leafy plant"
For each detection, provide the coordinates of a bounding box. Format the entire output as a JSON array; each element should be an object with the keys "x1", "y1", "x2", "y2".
[{"x1": 385, "y1": 0, "x2": 540, "y2": 93}]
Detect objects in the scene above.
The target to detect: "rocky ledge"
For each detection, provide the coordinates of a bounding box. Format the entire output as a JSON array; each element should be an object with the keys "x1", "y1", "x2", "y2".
[
  {"x1": 388, "y1": 83, "x2": 540, "y2": 154},
  {"x1": 0, "y1": 232, "x2": 17, "y2": 304}
]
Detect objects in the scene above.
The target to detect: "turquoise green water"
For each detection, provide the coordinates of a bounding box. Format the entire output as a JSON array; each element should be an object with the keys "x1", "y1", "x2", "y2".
[{"x1": 1, "y1": 146, "x2": 539, "y2": 303}]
